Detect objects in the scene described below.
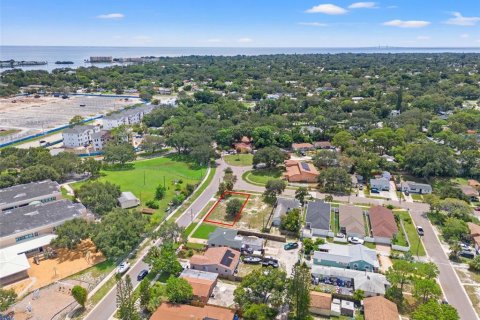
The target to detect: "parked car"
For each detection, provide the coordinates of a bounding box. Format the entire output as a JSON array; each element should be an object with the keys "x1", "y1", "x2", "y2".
[
  {"x1": 405, "y1": 191, "x2": 410, "y2": 196},
  {"x1": 117, "y1": 261, "x2": 130, "y2": 274},
  {"x1": 311, "y1": 275, "x2": 320, "y2": 285},
  {"x1": 371, "y1": 188, "x2": 380, "y2": 194},
  {"x1": 336, "y1": 233, "x2": 346, "y2": 238},
  {"x1": 460, "y1": 250, "x2": 475, "y2": 259},
  {"x1": 262, "y1": 260, "x2": 279, "y2": 268},
  {"x1": 284, "y1": 242, "x2": 299, "y2": 250},
  {"x1": 416, "y1": 226, "x2": 424, "y2": 236},
  {"x1": 358, "y1": 185, "x2": 363, "y2": 190},
  {"x1": 243, "y1": 256, "x2": 262, "y2": 264},
  {"x1": 241, "y1": 247, "x2": 254, "y2": 255},
  {"x1": 347, "y1": 237, "x2": 365, "y2": 245},
  {"x1": 460, "y1": 243, "x2": 473, "y2": 251},
  {"x1": 137, "y1": 269, "x2": 149, "y2": 281}
]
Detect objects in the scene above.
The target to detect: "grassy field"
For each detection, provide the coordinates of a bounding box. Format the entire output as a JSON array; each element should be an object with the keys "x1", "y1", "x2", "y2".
[
  {"x1": 395, "y1": 210, "x2": 426, "y2": 256},
  {"x1": 224, "y1": 154, "x2": 253, "y2": 166},
  {"x1": 243, "y1": 167, "x2": 284, "y2": 185},
  {"x1": 191, "y1": 223, "x2": 218, "y2": 239},
  {"x1": 73, "y1": 156, "x2": 205, "y2": 223},
  {"x1": 0, "y1": 129, "x2": 20, "y2": 136}
]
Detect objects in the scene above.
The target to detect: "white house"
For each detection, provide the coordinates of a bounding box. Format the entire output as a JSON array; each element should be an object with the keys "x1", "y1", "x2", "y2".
[
  {"x1": 92, "y1": 130, "x2": 113, "y2": 151},
  {"x1": 62, "y1": 125, "x2": 99, "y2": 148}
]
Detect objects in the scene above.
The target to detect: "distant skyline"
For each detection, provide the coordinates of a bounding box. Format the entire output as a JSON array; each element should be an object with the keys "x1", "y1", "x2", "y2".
[{"x1": 1, "y1": 0, "x2": 479, "y2": 47}]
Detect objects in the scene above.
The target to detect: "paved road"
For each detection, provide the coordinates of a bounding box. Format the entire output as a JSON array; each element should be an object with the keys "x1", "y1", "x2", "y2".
[
  {"x1": 84, "y1": 160, "x2": 225, "y2": 320},
  {"x1": 230, "y1": 161, "x2": 478, "y2": 320}
]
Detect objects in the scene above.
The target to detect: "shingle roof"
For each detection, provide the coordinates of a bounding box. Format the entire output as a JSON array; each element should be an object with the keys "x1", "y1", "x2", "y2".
[
  {"x1": 364, "y1": 296, "x2": 399, "y2": 320},
  {"x1": 190, "y1": 247, "x2": 240, "y2": 271},
  {"x1": 339, "y1": 205, "x2": 365, "y2": 236},
  {"x1": 369, "y1": 206, "x2": 398, "y2": 238},
  {"x1": 150, "y1": 303, "x2": 235, "y2": 320},
  {"x1": 207, "y1": 228, "x2": 242, "y2": 248},
  {"x1": 273, "y1": 198, "x2": 301, "y2": 221},
  {"x1": 310, "y1": 291, "x2": 332, "y2": 310},
  {"x1": 313, "y1": 243, "x2": 379, "y2": 268},
  {"x1": 306, "y1": 200, "x2": 331, "y2": 230},
  {"x1": 63, "y1": 125, "x2": 94, "y2": 135}
]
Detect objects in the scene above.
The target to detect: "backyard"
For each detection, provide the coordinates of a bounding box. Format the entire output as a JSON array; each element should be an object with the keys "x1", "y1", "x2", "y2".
[
  {"x1": 73, "y1": 155, "x2": 205, "y2": 223},
  {"x1": 242, "y1": 167, "x2": 284, "y2": 185},
  {"x1": 224, "y1": 154, "x2": 253, "y2": 166}
]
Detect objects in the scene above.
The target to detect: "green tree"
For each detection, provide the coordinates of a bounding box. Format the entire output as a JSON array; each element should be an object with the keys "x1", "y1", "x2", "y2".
[
  {"x1": 75, "y1": 181, "x2": 121, "y2": 216},
  {"x1": 50, "y1": 218, "x2": 92, "y2": 250},
  {"x1": 103, "y1": 142, "x2": 136, "y2": 166},
  {"x1": 353, "y1": 289, "x2": 365, "y2": 302},
  {"x1": 71, "y1": 285, "x2": 88, "y2": 308},
  {"x1": 404, "y1": 143, "x2": 458, "y2": 179},
  {"x1": 413, "y1": 278, "x2": 442, "y2": 303},
  {"x1": 165, "y1": 276, "x2": 194, "y2": 303},
  {"x1": 253, "y1": 146, "x2": 286, "y2": 168},
  {"x1": 190, "y1": 143, "x2": 213, "y2": 165},
  {"x1": 263, "y1": 179, "x2": 286, "y2": 203},
  {"x1": 116, "y1": 275, "x2": 140, "y2": 320},
  {"x1": 139, "y1": 278, "x2": 151, "y2": 310},
  {"x1": 252, "y1": 126, "x2": 276, "y2": 148},
  {"x1": 332, "y1": 131, "x2": 353, "y2": 151},
  {"x1": 280, "y1": 208, "x2": 302, "y2": 233},
  {"x1": 69, "y1": 115, "x2": 84, "y2": 126},
  {"x1": 386, "y1": 260, "x2": 415, "y2": 292},
  {"x1": 313, "y1": 150, "x2": 339, "y2": 168},
  {"x1": 92, "y1": 209, "x2": 146, "y2": 261},
  {"x1": 226, "y1": 198, "x2": 244, "y2": 217},
  {"x1": 147, "y1": 282, "x2": 166, "y2": 312},
  {"x1": 411, "y1": 300, "x2": 459, "y2": 320},
  {"x1": 289, "y1": 264, "x2": 311, "y2": 320},
  {"x1": 243, "y1": 303, "x2": 277, "y2": 320},
  {"x1": 469, "y1": 255, "x2": 480, "y2": 272},
  {"x1": 317, "y1": 167, "x2": 351, "y2": 193},
  {"x1": 302, "y1": 238, "x2": 315, "y2": 255},
  {"x1": 442, "y1": 217, "x2": 468, "y2": 243},
  {"x1": 155, "y1": 185, "x2": 166, "y2": 200},
  {"x1": 295, "y1": 187, "x2": 309, "y2": 206},
  {"x1": 81, "y1": 157, "x2": 102, "y2": 177},
  {"x1": 0, "y1": 288, "x2": 17, "y2": 312},
  {"x1": 147, "y1": 243, "x2": 183, "y2": 276},
  {"x1": 142, "y1": 135, "x2": 165, "y2": 153}
]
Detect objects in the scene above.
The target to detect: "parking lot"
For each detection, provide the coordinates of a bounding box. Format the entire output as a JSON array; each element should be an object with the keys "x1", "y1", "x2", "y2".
[{"x1": 263, "y1": 240, "x2": 300, "y2": 276}]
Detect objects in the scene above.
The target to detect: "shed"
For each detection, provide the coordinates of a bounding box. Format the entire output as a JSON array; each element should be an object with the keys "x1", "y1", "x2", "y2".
[{"x1": 118, "y1": 192, "x2": 140, "y2": 209}]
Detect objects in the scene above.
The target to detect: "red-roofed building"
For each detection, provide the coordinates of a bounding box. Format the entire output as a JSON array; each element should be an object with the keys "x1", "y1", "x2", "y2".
[
  {"x1": 369, "y1": 206, "x2": 398, "y2": 244},
  {"x1": 292, "y1": 142, "x2": 314, "y2": 152},
  {"x1": 233, "y1": 136, "x2": 252, "y2": 153},
  {"x1": 190, "y1": 247, "x2": 240, "y2": 277},
  {"x1": 283, "y1": 160, "x2": 319, "y2": 183},
  {"x1": 150, "y1": 303, "x2": 236, "y2": 320}
]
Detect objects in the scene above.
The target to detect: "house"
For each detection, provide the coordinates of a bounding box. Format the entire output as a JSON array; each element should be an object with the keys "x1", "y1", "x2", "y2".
[
  {"x1": 62, "y1": 125, "x2": 98, "y2": 148},
  {"x1": 233, "y1": 136, "x2": 253, "y2": 153},
  {"x1": 309, "y1": 291, "x2": 332, "y2": 316},
  {"x1": 150, "y1": 303, "x2": 236, "y2": 320},
  {"x1": 207, "y1": 228, "x2": 264, "y2": 251},
  {"x1": 401, "y1": 181, "x2": 432, "y2": 194},
  {"x1": 364, "y1": 296, "x2": 399, "y2": 320},
  {"x1": 157, "y1": 88, "x2": 172, "y2": 95},
  {"x1": 311, "y1": 265, "x2": 390, "y2": 296},
  {"x1": 369, "y1": 206, "x2": 398, "y2": 244},
  {"x1": 190, "y1": 247, "x2": 240, "y2": 276},
  {"x1": 92, "y1": 130, "x2": 113, "y2": 151},
  {"x1": 179, "y1": 269, "x2": 218, "y2": 305},
  {"x1": 313, "y1": 141, "x2": 334, "y2": 149},
  {"x1": 284, "y1": 160, "x2": 319, "y2": 183},
  {"x1": 468, "y1": 179, "x2": 480, "y2": 190},
  {"x1": 460, "y1": 185, "x2": 479, "y2": 201},
  {"x1": 272, "y1": 197, "x2": 301, "y2": 227},
  {"x1": 370, "y1": 177, "x2": 390, "y2": 191},
  {"x1": 304, "y1": 200, "x2": 331, "y2": 237},
  {"x1": 313, "y1": 243, "x2": 379, "y2": 272},
  {"x1": 292, "y1": 142, "x2": 314, "y2": 152},
  {"x1": 0, "y1": 180, "x2": 61, "y2": 212},
  {"x1": 468, "y1": 222, "x2": 480, "y2": 252},
  {"x1": 117, "y1": 192, "x2": 140, "y2": 209},
  {"x1": 339, "y1": 205, "x2": 365, "y2": 238}
]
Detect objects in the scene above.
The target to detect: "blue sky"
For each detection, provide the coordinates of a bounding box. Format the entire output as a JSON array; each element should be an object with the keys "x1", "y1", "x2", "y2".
[{"x1": 1, "y1": 0, "x2": 479, "y2": 47}]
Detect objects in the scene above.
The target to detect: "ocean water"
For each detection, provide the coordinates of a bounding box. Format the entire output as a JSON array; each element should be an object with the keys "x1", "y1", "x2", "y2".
[{"x1": 1, "y1": 45, "x2": 479, "y2": 72}]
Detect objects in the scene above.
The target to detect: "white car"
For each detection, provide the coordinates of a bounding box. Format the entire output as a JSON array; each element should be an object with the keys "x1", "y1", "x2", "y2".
[
  {"x1": 117, "y1": 261, "x2": 131, "y2": 274},
  {"x1": 347, "y1": 237, "x2": 365, "y2": 245}
]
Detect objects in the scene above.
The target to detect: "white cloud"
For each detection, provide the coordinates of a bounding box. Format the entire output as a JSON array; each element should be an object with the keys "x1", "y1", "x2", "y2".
[
  {"x1": 96, "y1": 13, "x2": 124, "y2": 19},
  {"x1": 206, "y1": 38, "x2": 222, "y2": 43},
  {"x1": 237, "y1": 37, "x2": 253, "y2": 43},
  {"x1": 383, "y1": 20, "x2": 430, "y2": 28},
  {"x1": 446, "y1": 12, "x2": 480, "y2": 26},
  {"x1": 416, "y1": 36, "x2": 430, "y2": 40},
  {"x1": 460, "y1": 33, "x2": 470, "y2": 38},
  {"x1": 298, "y1": 22, "x2": 328, "y2": 27},
  {"x1": 305, "y1": 4, "x2": 348, "y2": 15},
  {"x1": 348, "y1": 2, "x2": 377, "y2": 9}
]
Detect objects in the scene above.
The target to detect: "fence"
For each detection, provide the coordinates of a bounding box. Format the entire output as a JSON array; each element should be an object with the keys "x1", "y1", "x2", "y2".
[
  {"x1": 391, "y1": 219, "x2": 411, "y2": 252},
  {"x1": 237, "y1": 229, "x2": 286, "y2": 242}
]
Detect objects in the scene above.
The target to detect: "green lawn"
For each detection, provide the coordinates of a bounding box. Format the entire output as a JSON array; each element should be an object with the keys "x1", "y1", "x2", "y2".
[
  {"x1": 411, "y1": 194, "x2": 423, "y2": 201},
  {"x1": 224, "y1": 154, "x2": 253, "y2": 166},
  {"x1": 191, "y1": 223, "x2": 217, "y2": 239},
  {"x1": 73, "y1": 156, "x2": 205, "y2": 224},
  {"x1": 395, "y1": 210, "x2": 426, "y2": 256},
  {"x1": 0, "y1": 129, "x2": 20, "y2": 136},
  {"x1": 243, "y1": 167, "x2": 284, "y2": 185}
]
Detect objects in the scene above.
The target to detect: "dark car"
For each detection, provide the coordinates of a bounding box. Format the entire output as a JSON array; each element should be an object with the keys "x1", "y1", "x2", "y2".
[
  {"x1": 243, "y1": 256, "x2": 262, "y2": 264},
  {"x1": 284, "y1": 242, "x2": 299, "y2": 250},
  {"x1": 416, "y1": 226, "x2": 424, "y2": 236},
  {"x1": 460, "y1": 251, "x2": 475, "y2": 259},
  {"x1": 371, "y1": 188, "x2": 380, "y2": 194},
  {"x1": 137, "y1": 269, "x2": 149, "y2": 281},
  {"x1": 262, "y1": 260, "x2": 279, "y2": 268}
]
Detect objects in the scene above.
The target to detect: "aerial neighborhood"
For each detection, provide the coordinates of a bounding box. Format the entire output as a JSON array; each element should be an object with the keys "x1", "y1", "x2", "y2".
[{"x1": 0, "y1": 49, "x2": 479, "y2": 320}]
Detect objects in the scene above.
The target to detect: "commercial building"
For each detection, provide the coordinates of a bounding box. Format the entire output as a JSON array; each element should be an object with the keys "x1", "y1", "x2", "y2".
[
  {"x1": 62, "y1": 125, "x2": 99, "y2": 148},
  {"x1": 314, "y1": 243, "x2": 379, "y2": 272},
  {"x1": 0, "y1": 180, "x2": 61, "y2": 212}
]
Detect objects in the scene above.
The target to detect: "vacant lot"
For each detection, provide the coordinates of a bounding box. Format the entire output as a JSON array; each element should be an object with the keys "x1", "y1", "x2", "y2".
[
  {"x1": 205, "y1": 193, "x2": 250, "y2": 226},
  {"x1": 73, "y1": 156, "x2": 205, "y2": 223},
  {"x1": 236, "y1": 195, "x2": 273, "y2": 231},
  {"x1": 224, "y1": 154, "x2": 253, "y2": 166}
]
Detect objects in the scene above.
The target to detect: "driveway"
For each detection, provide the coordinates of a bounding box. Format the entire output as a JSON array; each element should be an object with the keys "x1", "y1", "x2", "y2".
[
  {"x1": 208, "y1": 280, "x2": 236, "y2": 308},
  {"x1": 264, "y1": 240, "x2": 300, "y2": 276},
  {"x1": 376, "y1": 244, "x2": 392, "y2": 272}
]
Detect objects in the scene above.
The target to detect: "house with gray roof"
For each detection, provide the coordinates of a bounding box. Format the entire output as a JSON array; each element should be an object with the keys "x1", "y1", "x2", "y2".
[
  {"x1": 272, "y1": 197, "x2": 301, "y2": 227},
  {"x1": 305, "y1": 200, "x2": 331, "y2": 236},
  {"x1": 207, "y1": 228, "x2": 264, "y2": 251},
  {"x1": 370, "y1": 177, "x2": 390, "y2": 191},
  {"x1": 339, "y1": 205, "x2": 365, "y2": 238},
  {"x1": 0, "y1": 180, "x2": 61, "y2": 212},
  {"x1": 400, "y1": 181, "x2": 432, "y2": 194},
  {"x1": 313, "y1": 243, "x2": 379, "y2": 272}
]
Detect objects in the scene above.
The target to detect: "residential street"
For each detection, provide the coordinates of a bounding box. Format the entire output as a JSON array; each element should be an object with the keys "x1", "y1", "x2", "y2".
[{"x1": 84, "y1": 160, "x2": 226, "y2": 320}]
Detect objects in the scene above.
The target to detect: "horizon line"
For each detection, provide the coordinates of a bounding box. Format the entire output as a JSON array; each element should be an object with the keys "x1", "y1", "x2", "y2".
[{"x1": 1, "y1": 45, "x2": 480, "y2": 49}]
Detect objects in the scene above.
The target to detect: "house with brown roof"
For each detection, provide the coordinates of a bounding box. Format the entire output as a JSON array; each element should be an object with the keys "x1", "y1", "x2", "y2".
[
  {"x1": 339, "y1": 205, "x2": 365, "y2": 238},
  {"x1": 313, "y1": 141, "x2": 334, "y2": 149},
  {"x1": 190, "y1": 247, "x2": 240, "y2": 277},
  {"x1": 233, "y1": 136, "x2": 253, "y2": 153},
  {"x1": 468, "y1": 179, "x2": 480, "y2": 190},
  {"x1": 292, "y1": 142, "x2": 314, "y2": 152},
  {"x1": 363, "y1": 296, "x2": 399, "y2": 320},
  {"x1": 180, "y1": 269, "x2": 218, "y2": 305},
  {"x1": 369, "y1": 206, "x2": 398, "y2": 244},
  {"x1": 468, "y1": 222, "x2": 480, "y2": 253},
  {"x1": 150, "y1": 303, "x2": 236, "y2": 320},
  {"x1": 283, "y1": 160, "x2": 319, "y2": 183},
  {"x1": 309, "y1": 291, "x2": 332, "y2": 316},
  {"x1": 460, "y1": 185, "x2": 480, "y2": 202}
]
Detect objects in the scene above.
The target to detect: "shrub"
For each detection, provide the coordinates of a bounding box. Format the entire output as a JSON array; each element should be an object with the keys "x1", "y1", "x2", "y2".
[
  {"x1": 146, "y1": 200, "x2": 159, "y2": 209},
  {"x1": 71, "y1": 285, "x2": 88, "y2": 308}
]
